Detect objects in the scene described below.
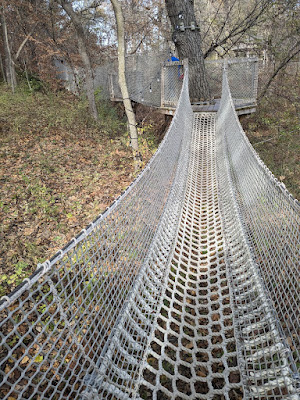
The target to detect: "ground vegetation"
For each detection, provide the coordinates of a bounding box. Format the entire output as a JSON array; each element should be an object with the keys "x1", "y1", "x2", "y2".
[
  {"x1": 0, "y1": 80, "x2": 165, "y2": 295},
  {"x1": 242, "y1": 65, "x2": 300, "y2": 199}
]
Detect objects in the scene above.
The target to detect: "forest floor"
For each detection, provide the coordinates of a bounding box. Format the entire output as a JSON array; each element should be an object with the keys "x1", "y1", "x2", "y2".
[
  {"x1": 0, "y1": 83, "x2": 167, "y2": 296},
  {"x1": 241, "y1": 69, "x2": 300, "y2": 199}
]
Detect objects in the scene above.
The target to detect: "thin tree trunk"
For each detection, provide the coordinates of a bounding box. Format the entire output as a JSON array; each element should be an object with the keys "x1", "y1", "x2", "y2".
[
  {"x1": 0, "y1": 53, "x2": 5, "y2": 82},
  {"x1": 58, "y1": 0, "x2": 98, "y2": 120},
  {"x1": 110, "y1": 0, "x2": 140, "y2": 166},
  {"x1": 1, "y1": 7, "x2": 17, "y2": 92},
  {"x1": 165, "y1": 0, "x2": 211, "y2": 102},
  {"x1": 23, "y1": 60, "x2": 32, "y2": 91}
]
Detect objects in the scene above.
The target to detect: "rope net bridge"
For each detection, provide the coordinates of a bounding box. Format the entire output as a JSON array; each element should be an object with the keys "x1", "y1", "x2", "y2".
[{"x1": 0, "y1": 63, "x2": 299, "y2": 400}]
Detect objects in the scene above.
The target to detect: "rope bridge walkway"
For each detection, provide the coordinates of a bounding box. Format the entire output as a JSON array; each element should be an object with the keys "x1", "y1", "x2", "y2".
[{"x1": 0, "y1": 64, "x2": 299, "y2": 400}]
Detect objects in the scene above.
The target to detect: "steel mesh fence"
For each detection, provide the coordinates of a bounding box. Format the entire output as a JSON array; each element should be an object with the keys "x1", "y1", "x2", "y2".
[
  {"x1": 106, "y1": 51, "x2": 168, "y2": 107},
  {"x1": 227, "y1": 58, "x2": 258, "y2": 106},
  {"x1": 57, "y1": 55, "x2": 259, "y2": 108},
  {"x1": 216, "y1": 67, "x2": 299, "y2": 399},
  {"x1": 126, "y1": 52, "x2": 166, "y2": 107},
  {"x1": 97, "y1": 55, "x2": 258, "y2": 108},
  {"x1": 205, "y1": 58, "x2": 258, "y2": 104},
  {"x1": 161, "y1": 62, "x2": 184, "y2": 107}
]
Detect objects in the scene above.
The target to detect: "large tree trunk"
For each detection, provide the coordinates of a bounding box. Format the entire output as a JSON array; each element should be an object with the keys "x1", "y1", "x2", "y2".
[
  {"x1": 110, "y1": 0, "x2": 140, "y2": 167},
  {"x1": 1, "y1": 7, "x2": 17, "y2": 92},
  {"x1": 165, "y1": 0, "x2": 211, "y2": 102},
  {"x1": 58, "y1": 0, "x2": 98, "y2": 120}
]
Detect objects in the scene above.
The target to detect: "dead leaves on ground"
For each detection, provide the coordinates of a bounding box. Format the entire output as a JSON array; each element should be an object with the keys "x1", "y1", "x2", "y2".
[{"x1": 0, "y1": 93, "x2": 137, "y2": 296}]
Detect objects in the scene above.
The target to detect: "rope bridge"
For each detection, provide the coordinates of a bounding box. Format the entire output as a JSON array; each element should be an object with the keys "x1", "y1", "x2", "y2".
[{"x1": 0, "y1": 63, "x2": 299, "y2": 400}]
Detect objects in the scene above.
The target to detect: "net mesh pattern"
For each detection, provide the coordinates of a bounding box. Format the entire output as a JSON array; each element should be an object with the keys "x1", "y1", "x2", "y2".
[
  {"x1": 138, "y1": 113, "x2": 244, "y2": 400},
  {"x1": 226, "y1": 59, "x2": 258, "y2": 106},
  {"x1": 0, "y1": 67, "x2": 192, "y2": 400},
  {"x1": 107, "y1": 51, "x2": 168, "y2": 107},
  {"x1": 0, "y1": 62, "x2": 299, "y2": 400},
  {"x1": 161, "y1": 62, "x2": 185, "y2": 108},
  {"x1": 106, "y1": 56, "x2": 258, "y2": 108},
  {"x1": 60, "y1": 53, "x2": 258, "y2": 108},
  {"x1": 216, "y1": 68, "x2": 300, "y2": 399}
]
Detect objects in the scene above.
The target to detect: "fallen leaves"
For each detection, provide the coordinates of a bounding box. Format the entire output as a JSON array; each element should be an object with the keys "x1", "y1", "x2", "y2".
[
  {"x1": 34, "y1": 355, "x2": 43, "y2": 363},
  {"x1": 20, "y1": 356, "x2": 30, "y2": 365},
  {"x1": 0, "y1": 87, "x2": 163, "y2": 298},
  {"x1": 0, "y1": 131, "x2": 129, "y2": 296},
  {"x1": 24, "y1": 227, "x2": 35, "y2": 236}
]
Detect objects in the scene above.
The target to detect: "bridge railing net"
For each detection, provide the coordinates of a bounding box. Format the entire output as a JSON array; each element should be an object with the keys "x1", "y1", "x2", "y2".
[
  {"x1": 217, "y1": 67, "x2": 300, "y2": 398},
  {"x1": 57, "y1": 53, "x2": 258, "y2": 108},
  {"x1": 0, "y1": 67, "x2": 193, "y2": 400},
  {"x1": 107, "y1": 51, "x2": 167, "y2": 107},
  {"x1": 161, "y1": 61, "x2": 185, "y2": 107},
  {"x1": 100, "y1": 55, "x2": 258, "y2": 107},
  {"x1": 206, "y1": 58, "x2": 258, "y2": 104}
]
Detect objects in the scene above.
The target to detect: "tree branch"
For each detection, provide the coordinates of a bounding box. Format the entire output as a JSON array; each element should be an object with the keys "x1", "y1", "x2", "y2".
[
  {"x1": 258, "y1": 42, "x2": 300, "y2": 100},
  {"x1": 15, "y1": 23, "x2": 38, "y2": 61}
]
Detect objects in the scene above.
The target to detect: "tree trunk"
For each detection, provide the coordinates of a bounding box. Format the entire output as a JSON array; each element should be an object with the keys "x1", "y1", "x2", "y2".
[
  {"x1": 0, "y1": 53, "x2": 5, "y2": 82},
  {"x1": 165, "y1": 0, "x2": 211, "y2": 102},
  {"x1": 1, "y1": 7, "x2": 17, "y2": 92},
  {"x1": 110, "y1": 0, "x2": 140, "y2": 165},
  {"x1": 58, "y1": 0, "x2": 98, "y2": 120}
]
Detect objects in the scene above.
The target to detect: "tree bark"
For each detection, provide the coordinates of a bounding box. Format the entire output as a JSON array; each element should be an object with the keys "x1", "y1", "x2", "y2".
[
  {"x1": 58, "y1": 0, "x2": 98, "y2": 120},
  {"x1": 165, "y1": 0, "x2": 211, "y2": 102},
  {"x1": 110, "y1": 0, "x2": 140, "y2": 164},
  {"x1": 0, "y1": 53, "x2": 5, "y2": 82},
  {"x1": 1, "y1": 7, "x2": 17, "y2": 92}
]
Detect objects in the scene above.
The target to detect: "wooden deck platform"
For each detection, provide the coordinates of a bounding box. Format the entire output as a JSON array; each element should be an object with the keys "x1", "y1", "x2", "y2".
[
  {"x1": 111, "y1": 97, "x2": 256, "y2": 117},
  {"x1": 160, "y1": 99, "x2": 256, "y2": 116}
]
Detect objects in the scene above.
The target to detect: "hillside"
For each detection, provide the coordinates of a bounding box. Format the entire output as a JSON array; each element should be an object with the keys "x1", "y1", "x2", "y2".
[
  {"x1": 0, "y1": 84, "x2": 165, "y2": 296},
  {"x1": 241, "y1": 69, "x2": 300, "y2": 200}
]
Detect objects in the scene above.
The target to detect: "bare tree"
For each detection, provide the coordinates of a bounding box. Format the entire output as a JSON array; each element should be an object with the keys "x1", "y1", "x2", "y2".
[
  {"x1": 257, "y1": 0, "x2": 300, "y2": 99},
  {"x1": 110, "y1": 0, "x2": 140, "y2": 167},
  {"x1": 192, "y1": 0, "x2": 273, "y2": 58},
  {"x1": 1, "y1": 6, "x2": 17, "y2": 92},
  {"x1": 56, "y1": 0, "x2": 98, "y2": 120},
  {"x1": 164, "y1": 0, "x2": 275, "y2": 99}
]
